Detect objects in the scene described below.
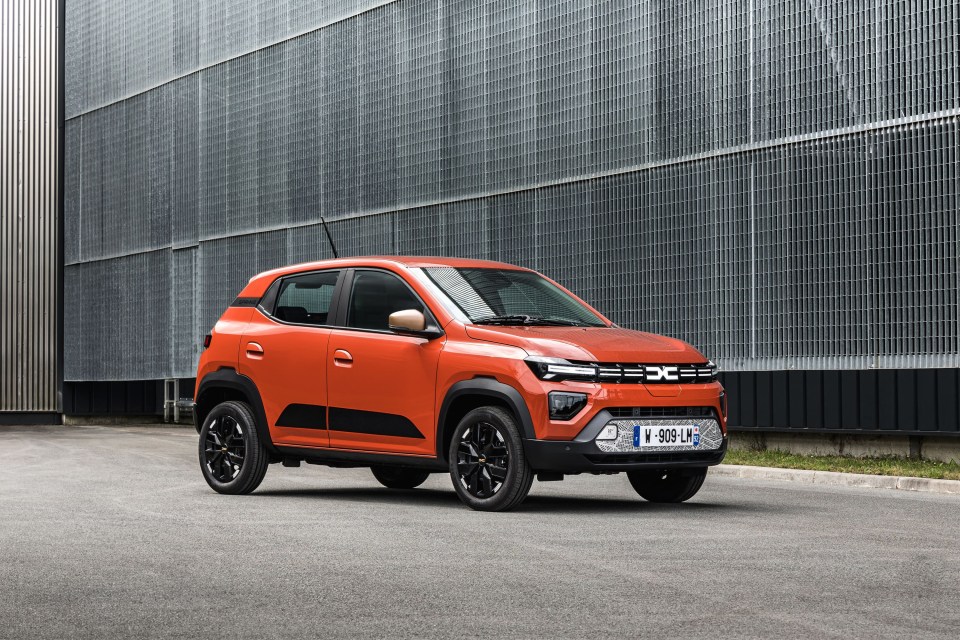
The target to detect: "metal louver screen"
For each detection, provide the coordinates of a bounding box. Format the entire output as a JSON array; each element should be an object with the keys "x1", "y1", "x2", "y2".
[
  {"x1": 62, "y1": 0, "x2": 960, "y2": 381},
  {"x1": 1, "y1": 0, "x2": 60, "y2": 411}
]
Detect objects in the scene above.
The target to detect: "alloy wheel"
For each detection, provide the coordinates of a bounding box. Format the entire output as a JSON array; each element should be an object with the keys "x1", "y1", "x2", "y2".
[
  {"x1": 203, "y1": 415, "x2": 246, "y2": 482},
  {"x1": 456, "y1": 422, "x2": 509, "y2": 499}
]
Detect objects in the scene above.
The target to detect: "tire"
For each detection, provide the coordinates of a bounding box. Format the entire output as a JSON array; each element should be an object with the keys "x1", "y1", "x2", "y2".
[
  {"x1": 371, "y1": 466, "x2": 430, "y2": 489},
  {"x1": 198, "y1": 400, "x2": 269, "y2": 495},
  {"x1": 448, "y1": 406, "x2": 534, "y2": 512},
  {"x1": 627, "y1": 468, "x2": 708, "y2": 503}
]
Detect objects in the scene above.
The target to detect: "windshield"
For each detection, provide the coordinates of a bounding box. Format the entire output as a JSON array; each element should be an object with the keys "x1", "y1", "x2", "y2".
[{"x1": 422, "y1": 267, "x2": 606, "y2": 327}]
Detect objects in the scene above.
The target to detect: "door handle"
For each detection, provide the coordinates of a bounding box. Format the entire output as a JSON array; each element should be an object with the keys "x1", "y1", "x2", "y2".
[
  {"x1": 333, "y1": 349, "x2": 353, "y2": 366},
  {"x1": 245, "y1": 342, "x2": 264, "y2": 359}
]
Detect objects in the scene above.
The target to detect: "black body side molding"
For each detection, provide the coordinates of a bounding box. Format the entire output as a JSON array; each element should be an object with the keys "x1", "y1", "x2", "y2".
[
  {"x1": 277, "y1": 403, "x2": 327, "y2": 430},
  {"x1": 329, "y1": 407, "x2": 425, "y2": 439},
  {"x1": 436, "y1": 378, "x2": 537, "y2": 461}
]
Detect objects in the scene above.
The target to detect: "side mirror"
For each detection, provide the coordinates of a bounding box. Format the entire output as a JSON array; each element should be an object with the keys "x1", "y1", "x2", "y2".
[
  {"x1": 388, "y1": 309, "x2": 443, "y2": 339},
  {"x1": 388, "y1": 309, "x2": 426, "y2": 331}
]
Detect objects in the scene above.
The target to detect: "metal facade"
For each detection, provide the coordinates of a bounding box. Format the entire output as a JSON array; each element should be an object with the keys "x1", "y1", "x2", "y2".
[
  {"x1": 1, "y1": 0, "x2": 61, "y2": 412},
  {"x1": 63, "y1": 0, "x2": 960, "y2": 383}
]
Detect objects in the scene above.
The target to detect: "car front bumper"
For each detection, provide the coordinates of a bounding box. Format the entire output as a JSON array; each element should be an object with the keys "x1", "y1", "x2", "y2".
[{"x1": 522, "y1": 408, "x2": 727, "y2": 473}]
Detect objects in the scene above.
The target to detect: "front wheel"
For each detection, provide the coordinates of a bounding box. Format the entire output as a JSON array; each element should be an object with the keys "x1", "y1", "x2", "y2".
[
  {"x1": 448, "y1": 406, "x2": 534, "y2": 512},
  {"x1": 199, "y1": 400, "x2": 269, "y2": 495},
  {"x1": 371, "y1": 466, "x2": 430, "y2": 489},
  {"x1": 627, "y1": 468, "x2": 707, "y2": 503}
]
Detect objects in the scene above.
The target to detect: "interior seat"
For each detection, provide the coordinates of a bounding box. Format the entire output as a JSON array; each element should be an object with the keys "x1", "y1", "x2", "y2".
[{"x1": 275, "y1": 306, "x2": 308, "y2": 323}]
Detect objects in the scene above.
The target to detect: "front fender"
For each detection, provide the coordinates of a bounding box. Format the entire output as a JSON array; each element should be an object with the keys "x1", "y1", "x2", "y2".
[{"x1": 436, "y1": 378, "x2": 536, "y2": 462}]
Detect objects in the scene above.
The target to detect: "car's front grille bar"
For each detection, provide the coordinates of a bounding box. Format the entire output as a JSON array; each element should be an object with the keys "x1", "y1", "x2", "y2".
[
  {"x1": 608, "y1": 406, "x2": 717, "y2": 419},
  {"x1": 587, "y1": 363, "x2": 717, "y2": 384}
]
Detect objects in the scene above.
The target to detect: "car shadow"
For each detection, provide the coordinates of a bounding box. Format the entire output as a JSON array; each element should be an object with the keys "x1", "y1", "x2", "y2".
[
  {"x1": 521, "y1": 495, "x2": 791, "y2": 515},
  {"x1": 254, "y1": 486, "x2": 466, "y2": 509},
  {"x1": 252, "y1": 486, "x2": 780, "y2": 515},
  {"x1": 519, "y1": 494, "x2": 727, "y2": 514}
]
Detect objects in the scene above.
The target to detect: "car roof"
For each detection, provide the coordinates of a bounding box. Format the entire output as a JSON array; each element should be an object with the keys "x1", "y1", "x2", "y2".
[
  {"x1": 241, "y1": 255, "x2": 530, "y2": 296},
  {"x1": 364, "y1": 256, "x2": 527, "y2": 270}
]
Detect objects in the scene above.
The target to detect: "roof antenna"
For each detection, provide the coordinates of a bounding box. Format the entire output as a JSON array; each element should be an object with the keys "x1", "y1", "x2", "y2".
[{"x1": 319, "y1": 215, "x2": 339, "y2": 258}]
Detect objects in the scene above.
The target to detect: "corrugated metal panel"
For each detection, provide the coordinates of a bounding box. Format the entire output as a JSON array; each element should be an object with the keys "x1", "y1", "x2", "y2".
[
  {"x1": 63, "y1": 0, "x2": 960, "y2": 381},
  {"x1": 721, "y1": 369, "x2": 960, "y2": 436},
  {"x1": 1, "y1": 0, "x2": 60, "y2": 411}
]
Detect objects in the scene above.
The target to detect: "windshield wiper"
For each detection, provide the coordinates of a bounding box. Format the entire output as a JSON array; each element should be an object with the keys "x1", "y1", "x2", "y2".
[
  {"x1": 473, "y1": 314, "x2": 543, "y2": 325},
  {"x1": 473, "y1": 315, "x2": 596, "y2": 327},
  {"x1": 538, "y1": 318, "x2": 595, "y2": 327}
]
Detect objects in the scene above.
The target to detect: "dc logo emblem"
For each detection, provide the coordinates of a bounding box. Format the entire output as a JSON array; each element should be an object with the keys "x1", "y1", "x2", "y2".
[{"x1": 645, "y1": 365, "x2": 679, "y2": 382}]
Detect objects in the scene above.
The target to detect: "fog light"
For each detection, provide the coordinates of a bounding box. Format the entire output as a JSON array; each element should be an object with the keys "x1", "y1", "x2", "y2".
[
  {"x1": 596, "y1": 423, "x2": 619, "y2": 440},
  {"x1": 548, "y1": 391, "x2": 588, "y2": 420}
]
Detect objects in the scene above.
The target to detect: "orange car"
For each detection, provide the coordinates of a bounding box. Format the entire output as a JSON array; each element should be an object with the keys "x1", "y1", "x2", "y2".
[{"x1": 194, "y1": 257, "x2": 727, "y2": 511}]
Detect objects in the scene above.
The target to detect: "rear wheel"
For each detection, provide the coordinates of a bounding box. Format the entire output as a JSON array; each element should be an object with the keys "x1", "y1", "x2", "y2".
[
  {"x1": 627, "y1": 468, "x2": 707, "y2": 503},
  {"x1": 199, "y1": 400, "x2": 269, "y2": 495},
  {"x1": 448, "y1": 406, "x2": 533, "y2": 512},
  {"x1": 371, "y1": 466, "x2": 430, "y2": 489}
]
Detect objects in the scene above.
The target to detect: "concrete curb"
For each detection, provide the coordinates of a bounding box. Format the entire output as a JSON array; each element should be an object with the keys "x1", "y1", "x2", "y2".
[{"x1": 714, "y1": 464, "x2": 960, "y2": 496}]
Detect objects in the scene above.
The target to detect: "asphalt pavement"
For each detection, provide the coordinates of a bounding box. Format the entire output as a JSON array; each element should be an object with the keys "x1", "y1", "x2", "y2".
[{"x1": 1, "y1": 424, "x2": 958, "y2": 640}]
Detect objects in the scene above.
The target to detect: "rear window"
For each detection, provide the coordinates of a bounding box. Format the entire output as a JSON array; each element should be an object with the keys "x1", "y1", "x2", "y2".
[{"x1": 273, "y1": 271, "x2": 340, "y2": 325}]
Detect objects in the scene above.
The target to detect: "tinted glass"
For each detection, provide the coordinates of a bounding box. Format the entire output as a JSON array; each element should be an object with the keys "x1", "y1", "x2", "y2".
[
  {"x1": 347, "y1": 271, "x2": 426, "y2": 331},
  {"x1": 424, "y1": 268, "x2": 605, "y2": 326},
  {"x1": 274, "y1": 271, "x2": 339, "y2": 325}
]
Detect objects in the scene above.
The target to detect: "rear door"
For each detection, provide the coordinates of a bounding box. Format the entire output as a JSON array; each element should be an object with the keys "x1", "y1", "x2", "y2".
[
  {"x1": 238, "y1": 269, "x2": 343, "y2": 449},
  {"x1": 325, "y1": 269, "x2": 444, "y2": 456}
]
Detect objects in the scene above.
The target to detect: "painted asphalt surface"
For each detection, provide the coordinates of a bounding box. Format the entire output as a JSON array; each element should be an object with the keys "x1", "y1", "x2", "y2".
[{"x1": 1, "y1": 425, "x2": 958, "y2": 639}]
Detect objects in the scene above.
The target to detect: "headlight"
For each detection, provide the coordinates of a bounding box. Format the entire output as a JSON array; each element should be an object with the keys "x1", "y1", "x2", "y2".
[
  {"x1": 525, "y1": 356, "x2": 597, "y2": 381},
  {"x1": 548, "y1": 391, "x2": 588, "y2": 420}
]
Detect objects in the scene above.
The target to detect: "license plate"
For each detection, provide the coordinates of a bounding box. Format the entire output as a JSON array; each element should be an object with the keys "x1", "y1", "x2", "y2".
[{"x1": 633, "y1": 424, "x2": 700, "y2": 448}]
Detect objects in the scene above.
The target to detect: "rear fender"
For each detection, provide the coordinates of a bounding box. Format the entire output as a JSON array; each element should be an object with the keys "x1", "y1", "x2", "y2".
[{"x1": 194, "y1": 369, "x2": 277, "y2": 455}]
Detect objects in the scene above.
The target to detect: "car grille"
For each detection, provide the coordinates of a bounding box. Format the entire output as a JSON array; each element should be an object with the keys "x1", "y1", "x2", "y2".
[
  {"x1": 596, "y1": 362, "x2": 716, "y2": 384},
  {"x1": 608, "y1": 406, "x2": 717, "y2": 419}
]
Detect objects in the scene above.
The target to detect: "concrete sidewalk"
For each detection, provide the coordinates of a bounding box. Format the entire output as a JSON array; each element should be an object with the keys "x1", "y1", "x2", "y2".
[{"x1": 715, "y1": 463, "x2": 960, "y2": 495}]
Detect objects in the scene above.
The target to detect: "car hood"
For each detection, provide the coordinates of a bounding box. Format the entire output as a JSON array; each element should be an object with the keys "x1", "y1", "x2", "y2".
[{"x1": 464, "y1": 325, "x2": 706, "y2": 363}]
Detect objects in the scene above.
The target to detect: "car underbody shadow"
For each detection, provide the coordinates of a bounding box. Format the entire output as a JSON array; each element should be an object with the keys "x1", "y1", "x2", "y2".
[
  {"x1": 253, "y1": 486, "x2": 466, "y2": 509},
  {"x1": 249, "y1": 485, "x2": 781, "y2": 515},
  {"x1": 515, "y1": 494, "x2": 755, "y2": 514}
]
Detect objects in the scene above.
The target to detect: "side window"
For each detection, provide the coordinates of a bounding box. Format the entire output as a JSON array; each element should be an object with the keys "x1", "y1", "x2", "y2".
[
  {"x1": 347, "y1": 270, "x2": 426, "y2": 331},
  {"x1": 274, "y1": 271, "x2": 340, "y2": 325}
]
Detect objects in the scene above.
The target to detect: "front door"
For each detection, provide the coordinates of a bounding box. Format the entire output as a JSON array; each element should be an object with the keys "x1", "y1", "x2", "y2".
[
  {"x1": 239, "y1": 269, "x2": 342, "y2": 449},
  {"x1": 326, "y1": 269, "x2": 444, "y2": 457}
]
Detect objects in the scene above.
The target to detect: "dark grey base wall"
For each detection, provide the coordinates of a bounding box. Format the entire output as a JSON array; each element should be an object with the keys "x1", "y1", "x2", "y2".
[
  {"x1": 720, "y1": 369, "x2": 960, "y2": 436},
  {"x1": 63, "y1": 379, "x2": 195, "y2": 416},
  {"x1": 0, "y1": 413, "x2": 62, "y2": 426}
]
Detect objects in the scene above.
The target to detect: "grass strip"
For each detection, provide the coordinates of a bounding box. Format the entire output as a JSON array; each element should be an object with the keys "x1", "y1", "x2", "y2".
[{"x1": 724, "y1": 448, "x2": 960, "y2": 481}]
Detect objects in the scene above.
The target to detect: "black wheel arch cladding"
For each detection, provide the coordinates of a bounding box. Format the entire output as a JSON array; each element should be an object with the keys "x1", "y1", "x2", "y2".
[
  {"x1": 195, "y1": 368, "x2": 278, "y2": 455},
  {"x1": 436, "y1": 377, "x2": 537, "y2": 462}
]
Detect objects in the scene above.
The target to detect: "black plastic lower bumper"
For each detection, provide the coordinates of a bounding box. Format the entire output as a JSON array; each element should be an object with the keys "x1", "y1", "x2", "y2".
[{"x1": 523, "y1": 437, "x2": 727, "y2": 473}]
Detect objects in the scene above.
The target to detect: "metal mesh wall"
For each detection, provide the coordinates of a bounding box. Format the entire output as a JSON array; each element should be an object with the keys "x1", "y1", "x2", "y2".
[{"x1": 64, "y1": 0, "x2": 960, "y2": 381}]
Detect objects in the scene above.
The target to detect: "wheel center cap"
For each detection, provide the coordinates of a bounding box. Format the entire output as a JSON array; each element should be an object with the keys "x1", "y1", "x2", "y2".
[
  {"x1": 478, "y1": 456, "x2": 486, "y2": 464},
  {"x1": 221, "y1": 447, "x2": 227, "y2": 453}
]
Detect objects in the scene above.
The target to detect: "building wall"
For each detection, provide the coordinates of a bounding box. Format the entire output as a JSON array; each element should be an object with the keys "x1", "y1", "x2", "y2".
[
  {"x1": 1, "y1": 0, "x2": 61, "y2": 414},
  {"x1": 62, "y1": 2, "x2": 960, "y2": 430}
]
